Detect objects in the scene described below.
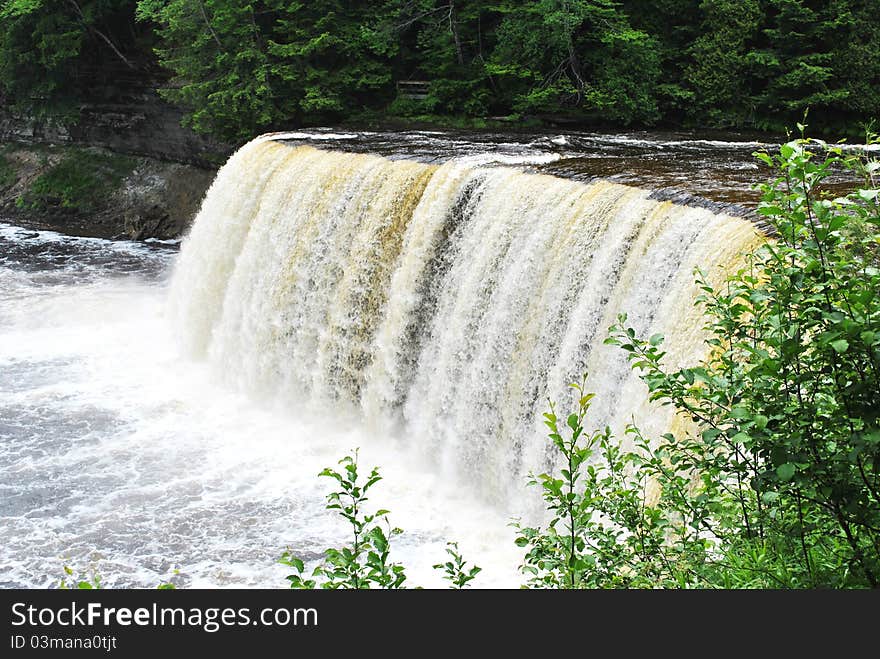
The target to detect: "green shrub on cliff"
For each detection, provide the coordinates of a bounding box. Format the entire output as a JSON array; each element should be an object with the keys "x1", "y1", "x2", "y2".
[
  {"x1": 16, "y1": 149, "x2": 137, "y2": 214},
  {"x1": 0, "y1": 152, "x2": 15, "y2": 191}
]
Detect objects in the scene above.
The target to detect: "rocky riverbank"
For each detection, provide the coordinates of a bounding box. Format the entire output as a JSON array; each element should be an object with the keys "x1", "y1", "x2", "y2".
[
  {"x1": 0, "y1": 143, "x2": 215, "y2": 240},
  {"x1": 1, "y1": 73, "x2": 227, "y2": 240}
]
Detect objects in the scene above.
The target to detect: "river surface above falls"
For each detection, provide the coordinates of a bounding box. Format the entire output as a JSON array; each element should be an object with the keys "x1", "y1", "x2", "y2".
[{"x1": 271, "y1": 126, "x2": 779, "y2": 209}]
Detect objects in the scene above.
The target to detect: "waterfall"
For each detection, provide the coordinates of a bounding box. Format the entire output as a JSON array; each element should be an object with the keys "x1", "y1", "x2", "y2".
[{"x1": 169, "y1": 139, "x2": 763, "y2": 503}]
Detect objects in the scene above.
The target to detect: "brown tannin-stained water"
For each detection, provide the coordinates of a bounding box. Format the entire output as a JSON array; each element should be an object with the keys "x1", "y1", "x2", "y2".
[{"x1": 269, "y1": 127, "x2": 777, "y2": 209}]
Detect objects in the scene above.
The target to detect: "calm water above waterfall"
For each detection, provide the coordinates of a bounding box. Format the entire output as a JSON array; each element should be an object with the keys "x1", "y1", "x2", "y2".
[
  {"x1": 270, "y1": 127, "x2": 777, "y2": 209},
  {"x1": 2, "y1": 130, "x2": 769, "y2": 588}
]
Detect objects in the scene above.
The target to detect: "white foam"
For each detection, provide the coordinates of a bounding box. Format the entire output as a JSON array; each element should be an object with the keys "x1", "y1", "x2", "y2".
[
  {"x1": 0, "y1": 226, "x2": 521, "y2": 587},
  {"x1": 456, "y1": 152, "x2": 562, "y2": 166},
  {"x1": 261, "y1": 131, "x2": 360, "y2": 141}
]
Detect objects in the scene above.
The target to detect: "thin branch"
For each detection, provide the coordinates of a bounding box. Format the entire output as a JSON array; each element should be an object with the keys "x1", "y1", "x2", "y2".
[
  {"x1": 197, "y1": 0, "x2": 224, "y2": 50},
  {"x1": 66, "y1": 0, "x2": 135, "y2": 69}
]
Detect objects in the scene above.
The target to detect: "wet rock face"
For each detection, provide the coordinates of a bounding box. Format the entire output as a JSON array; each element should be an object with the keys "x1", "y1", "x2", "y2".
[
  {"x1": 119, "y1": 161, "x2": 215, "y2": 240},
  {"x1": 0, "y1": 81, "x2": 230, "y2": 168},
  {"x1": 0, "y1": 72, "x2": 225, "y2": 240}
]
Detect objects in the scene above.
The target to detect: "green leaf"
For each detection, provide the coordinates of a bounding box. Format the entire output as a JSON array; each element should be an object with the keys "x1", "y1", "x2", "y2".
[
  {"x1": 761, "y1": 491, "x2": 780, "y2": 504},
  {"x1": 754, "y1": 152, "x2": 773, "y2": 167},
  {"x1": 830, "y1": 339, "x2": 849, "y2": 353},
  {"x1": 776, "y1": 463, "x2": 796, "y2": 481}
]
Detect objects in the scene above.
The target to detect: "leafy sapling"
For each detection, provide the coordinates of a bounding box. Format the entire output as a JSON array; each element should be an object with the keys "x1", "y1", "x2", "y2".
[
  {"x1": 281, "y1": 450, "x2": 407, "y2": 589},
  {"x1": 433, "y1": 542, "x2": 482, "y2": 588},
  {"x1": 514, "y1": 374, "x2": 606, "y2": 588},
  {"x1": 59, "y1": 565, "x2": 101, "y2": 590}
]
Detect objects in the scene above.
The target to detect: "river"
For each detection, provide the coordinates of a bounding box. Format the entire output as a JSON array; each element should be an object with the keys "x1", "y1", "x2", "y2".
[{"x1": 0, "y1": 128, "x2": 786, "y2": 588}]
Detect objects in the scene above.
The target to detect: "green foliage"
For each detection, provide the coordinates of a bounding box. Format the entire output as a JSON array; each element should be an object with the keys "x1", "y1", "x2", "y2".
[
  {"x1": 135, "y1": 0, "x2": 281, "y2": 140},
  {"x1": 16, "y1": 149, "x2": 137, "y2": 214},
  {"x1": 514, "y1": 377, "x2": 713, "y2": 588},
  {"x1": 280, "y1": 451, "x2": 484, "y2": 589},
  {"x1": 0, "y1": 0, "x2": 148, "y2": 118},
  {"x1": 485, "y1": 0, "x2": 660, "y2": 122},
  {"x1": 514, "y1": 376, "x2": 602, "y2": 588},
  {"x1": 1, "y1": 1, "x2": 876, "y2": 136},
  {"x1": 678, "y1": 0, "x2": 880, "y2": 133},
  {"x1": 136, "y1": 1, "x2": 399, "y2": 141},
  {"x1": 684, "y1": 0, "x2": 764, "y2": 126},
  {"x1": 280, "y1": 450, "x2": 408, "y2": 589},
  {"x1": 58, "y1": 564, "x2": 177, "y2": 589},
  {"x1": 0, "y1": 152, "x2": 16, "y2": 190},
  {"x1": 606, "y1": 127, "x2": 880, "y2": 587},
  {"x1": 59, "y1": 565, "x2": 102, "y2": 590},
  {"x1": 753, "y1": 0, "x2": 880, "y2": 132},
  {"x1": 432, "y1": 541, "x2": 482, "y2": 588}
]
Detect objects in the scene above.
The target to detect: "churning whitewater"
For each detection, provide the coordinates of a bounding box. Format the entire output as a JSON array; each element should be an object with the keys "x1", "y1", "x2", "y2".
[{"x1": 170, "y1": 139, "x2": 764, "y2": 504}]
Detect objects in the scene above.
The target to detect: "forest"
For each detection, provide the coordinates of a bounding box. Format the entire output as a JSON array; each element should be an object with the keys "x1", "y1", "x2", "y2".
[{"x1": 1, "y1": 1, "x2": 879, "y2": 142}]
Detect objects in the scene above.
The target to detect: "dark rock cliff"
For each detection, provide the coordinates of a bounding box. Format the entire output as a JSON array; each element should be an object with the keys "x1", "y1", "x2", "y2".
[{"x1": 0, "y1": 71, "x2": 231, "y2": 240}]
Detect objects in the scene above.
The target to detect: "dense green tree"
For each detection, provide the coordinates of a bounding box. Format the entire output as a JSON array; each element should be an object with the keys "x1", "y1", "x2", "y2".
[
  {"x1": 829, "y1": 1, "x2": 880, "y2": 128},
  {"x1": 485, "y1": 0, "x2": 660, "y2": 123},
  {"x1": 136, "y1": 1, "x2": 399, "y2": 141},
  {"x1": 0, "y1": 0, "x2": 148, "y2": 118},
  {"x1": 680, "y1": 0, "x2": 879, "y2": 133},
  {"x1": 136, "y1": 0, "x2": 280, "y2": 140},
  {"x1": 683, "y1": 0, "x2": 765, "y2": 126},
  {"x1": 753, "y1": 0, "x2": 880, "y2": 133},
  {"x1": 391, "y1": 0, "x2": 499, "y2": 116},
  {"x1": 0, "y1": 0, "x2": 876, "y2": 138},
  {"x1": 754, "y1": 0, "x2": 848, "y2": 123},
  {"x1": 267, "y1": 2, "x2": 399, "y2": 117},
  {"x1": 622, "y1": 0, "x2": 701, "y2": 120}
]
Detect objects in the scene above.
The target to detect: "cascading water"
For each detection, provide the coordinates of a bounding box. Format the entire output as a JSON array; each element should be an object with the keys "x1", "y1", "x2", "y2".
[{"x1": 170, "y1": 138, "x2": 764, "y2": 504}]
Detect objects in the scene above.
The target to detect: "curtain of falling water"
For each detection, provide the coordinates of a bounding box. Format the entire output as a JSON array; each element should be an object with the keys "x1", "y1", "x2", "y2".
[{"x1": 170, "y1": 141, "x2": 763, "y2": 503}]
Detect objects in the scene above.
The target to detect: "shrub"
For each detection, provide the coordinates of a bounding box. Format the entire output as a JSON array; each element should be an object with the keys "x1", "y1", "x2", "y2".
[
  {"x1": 17, "y1": 149, "x2": 136, "y2": 214},
  {"x1": 606, "y1": 126, "x2": 880, "y2": 587},
  {"x1": 515, "y1": 378, "x2": 720, "y2": 588},
  {"x1": 433, "y1": 542, "x2": 482, "y2": 589},
  {"x1": 280, "y1": 450, "x2": 408, "y2": 589}
]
